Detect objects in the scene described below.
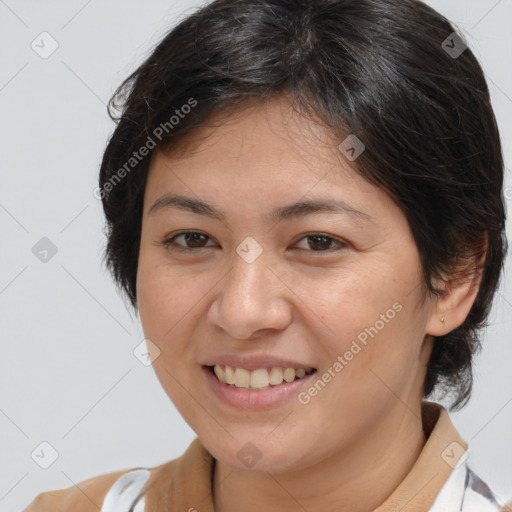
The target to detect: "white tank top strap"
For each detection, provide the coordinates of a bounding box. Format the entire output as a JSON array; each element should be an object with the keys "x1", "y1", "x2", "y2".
[{"x1": 101, "y1": 468, "x2": 150, "y2": 512}]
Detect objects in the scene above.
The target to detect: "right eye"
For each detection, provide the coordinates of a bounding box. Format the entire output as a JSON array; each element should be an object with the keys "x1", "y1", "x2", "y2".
[{"x1": 161, "y1": 231, "x2": 217, "y2": 252}]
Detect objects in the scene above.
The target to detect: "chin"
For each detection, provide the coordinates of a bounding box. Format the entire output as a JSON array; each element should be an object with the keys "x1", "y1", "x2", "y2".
[{"x1": 202, "y1": 432, "x2": 312, "y2": 474}]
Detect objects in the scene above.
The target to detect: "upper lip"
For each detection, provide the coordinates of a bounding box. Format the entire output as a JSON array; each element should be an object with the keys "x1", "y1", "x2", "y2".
[{"x1": 202, "y1": 355, "x2": 316, "y2": 371}]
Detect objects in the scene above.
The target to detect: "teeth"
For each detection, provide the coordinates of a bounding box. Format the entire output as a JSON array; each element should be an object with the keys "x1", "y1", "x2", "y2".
[
  {"x1": 269, "y1": 367, "x2": 283, "y2": 385},
  {"x1": 283, "y1": 368, "x2": 295, "y2": 382},
  {"x1": 212, "y1": 365, "x2": 314, "y2": 390},
  {"x1": 225, "y1": 366, "x2": 235, "y2": 384},
  {"x1": 214, "y1": 365, "x2": 224, "y2": 382},
  {"x1": 234, "y1": 367, "x2": 250, "y2": 388},
  {"x1": 250, "y1": 369, "x2": 270, "y2": 389}
]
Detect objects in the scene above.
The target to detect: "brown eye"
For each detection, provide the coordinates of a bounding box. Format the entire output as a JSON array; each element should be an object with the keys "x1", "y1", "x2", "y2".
[
  {"x1": 161, "y1": 231, "x2": 348, "y2": 254},
  {"x1": 162, "y1": 231, "x2": 216, "y2": 251},
  {"x1": 294, "y1": 234, "x2": 348, "y2": 253}
]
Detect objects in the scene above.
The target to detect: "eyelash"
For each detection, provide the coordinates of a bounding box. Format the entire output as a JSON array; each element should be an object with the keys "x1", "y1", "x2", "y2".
[{"x1": 160, "y1": 231, "x2": 349, "y2": 254}]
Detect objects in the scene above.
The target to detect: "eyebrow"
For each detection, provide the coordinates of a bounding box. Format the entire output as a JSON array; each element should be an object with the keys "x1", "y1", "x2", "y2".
[{"x1": 148, "y1": 193, "x2": 375, "y2": 224}]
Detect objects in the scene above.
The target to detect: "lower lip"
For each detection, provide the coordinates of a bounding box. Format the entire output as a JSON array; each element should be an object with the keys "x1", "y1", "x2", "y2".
[{"x1": 202, "y1": 366, "x2": 317, "y2": 410}]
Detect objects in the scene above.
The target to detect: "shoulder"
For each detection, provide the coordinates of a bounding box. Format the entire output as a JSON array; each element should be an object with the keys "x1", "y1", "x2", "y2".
[
  {"x1": 430, "y1": 462, "x2": 504, "y2": 512},
  {"x1": 23, "y1": 466, "x2": 147, "y2": 512},
  {"x1": 462, "y1": 467, "x2": 505, "y2": 512},
  {"x1": 23, "y1": 453, "x2": 186, "y2": 512},
  {"x1": 23, "y1": 438, "x2": 214, "y2": 511}
]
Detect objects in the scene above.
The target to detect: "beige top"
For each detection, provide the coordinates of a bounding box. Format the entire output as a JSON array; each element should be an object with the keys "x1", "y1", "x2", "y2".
[{"x1": 24, "y1": 402, "x2": 502, "y2": 511}]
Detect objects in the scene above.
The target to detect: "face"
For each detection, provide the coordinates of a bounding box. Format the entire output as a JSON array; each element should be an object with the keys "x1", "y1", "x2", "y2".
[{"x1": 137, "y1": 96, "x2": 436, "y2": 473}]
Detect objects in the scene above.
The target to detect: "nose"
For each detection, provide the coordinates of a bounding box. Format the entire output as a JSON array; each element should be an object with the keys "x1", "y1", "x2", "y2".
[{"x1": 207, "y1": 248, "x2": 292, "y2": 340}]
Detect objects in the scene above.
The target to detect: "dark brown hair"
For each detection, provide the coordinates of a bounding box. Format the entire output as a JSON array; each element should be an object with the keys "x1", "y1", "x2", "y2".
[{"x1": 98, "y1": 0, "x2": 507, "y2": 409}]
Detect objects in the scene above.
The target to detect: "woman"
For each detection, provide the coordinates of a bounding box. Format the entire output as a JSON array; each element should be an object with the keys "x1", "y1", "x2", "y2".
[{"x1": 25, "y1": 0, "x2": 509, "y2": 510}]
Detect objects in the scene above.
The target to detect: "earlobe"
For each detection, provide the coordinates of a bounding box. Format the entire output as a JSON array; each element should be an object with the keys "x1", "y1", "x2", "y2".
[{"x1": 426, "y1": 234, "x2": 487, "y2": 337}]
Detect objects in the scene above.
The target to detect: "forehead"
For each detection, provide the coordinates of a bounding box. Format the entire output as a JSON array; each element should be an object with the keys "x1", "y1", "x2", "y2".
[
  {"x1": 142, "y1": 96, "x2": 408, "y2": 238},
  {"x1": 146, "y1": 96, "x2": 370, "y2": 194}
]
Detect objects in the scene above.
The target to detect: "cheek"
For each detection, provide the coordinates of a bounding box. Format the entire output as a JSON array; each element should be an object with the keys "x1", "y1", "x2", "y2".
[
  {"x1": 321, "y1": 300, "x2": 424, "y2": 416},
  {"x1": 284, "y1": 261, "x2": 397, "y2": 342},
  {"x1": 136, "y1": 260, "x2": 202, "y2": 355},
  {"x1": 136, "y1": 261, "x2": 205, "y2": 418},
  {"x1": 300, "y1": 264, "x2": 423, "y2": 397}
]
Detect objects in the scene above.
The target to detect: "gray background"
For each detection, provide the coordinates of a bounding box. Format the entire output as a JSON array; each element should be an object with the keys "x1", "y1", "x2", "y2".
[{"x1": 0, "y1": 1, "x2": 511, "y2": 510}]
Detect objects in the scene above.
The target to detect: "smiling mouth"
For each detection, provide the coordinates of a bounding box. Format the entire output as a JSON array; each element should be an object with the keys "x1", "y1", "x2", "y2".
[{"x1": 206, "y1": 365, "x2": 317, "y2": 390}]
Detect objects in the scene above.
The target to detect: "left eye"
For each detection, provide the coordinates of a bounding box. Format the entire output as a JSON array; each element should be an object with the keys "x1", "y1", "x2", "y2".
[
  {"x1": 161, "y1": 231, "x2": 347, "y2": 253},
  {"x1": 293, "y1": 234, "x2": 347, "y2": 252}
]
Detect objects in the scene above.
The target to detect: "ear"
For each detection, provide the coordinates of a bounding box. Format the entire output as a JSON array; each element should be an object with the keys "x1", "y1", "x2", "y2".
[{"x1": 426, "y1": 233, "x2": 488, "y2": 337}]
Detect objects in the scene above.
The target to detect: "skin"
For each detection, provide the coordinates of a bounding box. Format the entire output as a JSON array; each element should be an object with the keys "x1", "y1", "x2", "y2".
[{"x1": 136, "y1": 95, "x2": 483, "y2": 512}]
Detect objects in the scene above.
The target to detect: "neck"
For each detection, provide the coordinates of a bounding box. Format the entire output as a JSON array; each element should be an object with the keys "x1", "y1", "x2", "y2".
[{"x1": 213, "y1": 402, "x2": 426, "y2": 512}]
